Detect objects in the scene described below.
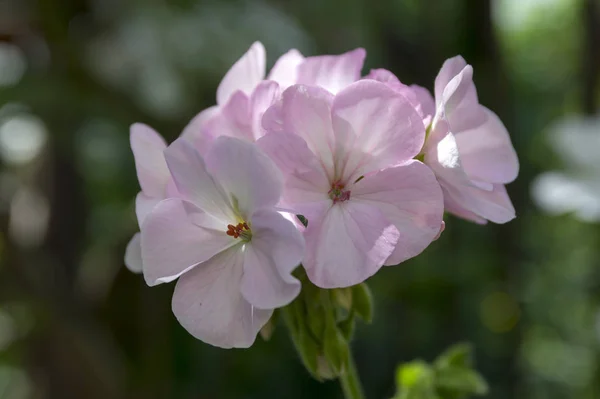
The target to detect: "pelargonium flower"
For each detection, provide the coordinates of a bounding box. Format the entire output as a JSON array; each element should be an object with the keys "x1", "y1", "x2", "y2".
[
  {"x1": 141, "y1": 136, "x2": 304, "y2": 348},
  {"x1": 258, "y1": 81, "x2": 444, "y2": 288},
  {"x1": 367, "y1": 57, "x2": 519, "y2": 224},
  {"x1": 124, "y1": 123, "x2": 178, "y2": 273},
  {"x1": 183, "y1": 42, "x2": 366, "y2": 150}
]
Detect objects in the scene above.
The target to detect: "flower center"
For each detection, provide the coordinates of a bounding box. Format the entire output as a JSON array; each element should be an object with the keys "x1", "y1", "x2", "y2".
[
  {"x1": 328, "y1": 181, "x2": 351, "y2": 204},
  {"x1": 226, "y1": 222, "x2": 252, "y2": 241}
]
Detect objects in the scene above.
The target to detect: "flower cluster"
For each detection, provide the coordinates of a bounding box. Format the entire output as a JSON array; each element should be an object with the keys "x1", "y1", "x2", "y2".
[{"x1": 125, "y1": 42, "x2": 519, "y2": 349}]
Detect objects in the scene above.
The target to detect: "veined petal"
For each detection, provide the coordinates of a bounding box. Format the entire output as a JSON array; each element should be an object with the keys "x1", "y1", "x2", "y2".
[
  {"x1": 351, "y1": 161, "x2": 444, "y2": 266},
  {"x1": 297, "y1": 48, "x2": 366, "y2": 94},
  {"x1": 434, "y1": 55, "x2": 468, "y2": 106},
  {"x1": 455, "y1": 107, "x2": 519, "y2": 184},
  {"x1": 124, "y1": 233, "x2": 143, "y2": 273},
  {"x1": 240, "y1": 209, "x2": 303, "y2": 309},
  {"x1": 267, "y1": 85, "x2": 336, "y2": 178},
  {"x1": 217, "y1": 42, "x2": 266, "y2": 105},
  {"x1": 268, "y1": 49, "x2": 304, "y2": 90},
  {"x1": 141, "y1": 199, "x2": 235, "y2": 286},
  {"x1": 250, "y1": 81, "x2": 280, "y2": 140},
  {"x1": 164, "y1": 138, "x2": 234, "y2": 222},
  {"x1": 172, "y1": 246, "x2": 272, "y2": 348},
  {"x1": 204, "y1": 136, "x2": 283, "y2": 218},
  {"x1": 130, "y1": 123, "x2": 169, "y2": 197},
  {"x1": 331, "y1": 80, "x2": 425, "y2": 181},
  {"x1": 303, "y1": 202, "x2": 399, "y2": 288}
]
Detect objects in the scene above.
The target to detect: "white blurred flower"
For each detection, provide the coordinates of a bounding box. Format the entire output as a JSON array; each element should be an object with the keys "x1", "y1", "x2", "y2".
[{"x1": 532, "y1": 115, "x2": 600, "y2": 223}]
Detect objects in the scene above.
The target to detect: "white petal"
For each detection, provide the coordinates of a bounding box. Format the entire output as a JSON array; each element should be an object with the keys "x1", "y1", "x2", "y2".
[
  {"x1": 130, "y1": 123, "x2": 169, "y2": 197},
  {"x1": 172, "y1": 246, "x2": 272, "y2": 348},
  {"x1": 217, "y1": 42, "x2": 266, "y2": 105},
  {"x1": 240, "y1": 209, "x2": 303, "y2": 309},
  {"x1": 267, "y1": 49, "x2": 304, "y2": 90},
  {"x1": 141, "y1": 199, "x2": 235, "y2": 286}
]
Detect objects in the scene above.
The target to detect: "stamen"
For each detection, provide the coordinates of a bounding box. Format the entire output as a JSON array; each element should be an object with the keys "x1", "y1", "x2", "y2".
[
  {"x1": 328, "y1": 181, "x2": 351, "y2": 204},
  {"x1": 225, "y1": 222, "x2": 252, "y2": 241}
]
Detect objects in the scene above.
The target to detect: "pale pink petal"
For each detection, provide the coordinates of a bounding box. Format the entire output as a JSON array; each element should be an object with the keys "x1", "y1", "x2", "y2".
[
  {"x1": 425, "y1": 125, "x2": 515, "y2": 224},
  {"x1": 331, "y1": 80, "x2": 425, "y2": 181},
  {"x1": 130, "y1": 123, "x2": 169, "y2": 197},
  {"x1": 351, "y1": 161, "x2": 444, "y2": 265},
  {"x1": 250, "y1": 81, "x2": 280, "y2": 140},
  {"x1": 266, "y1": 85, "x2": 336, "y2": 177},
  {"x1": 364, "y1": 68, "x2": 401, "y2": 85},
  {"x1": 204, "y1": 91, "x2": 252, "y2": 142},
  {"x1": 204, "y1": 136, "x2": 283, "y2": 218},
  {"x1": 434, "y1": 56, "x2": 468, "y2": 104},
  {"x1": 164, "y1": 138, "x2": 234, "y2": 222},
  {"x1": 411, "y1": 85, "x2": 435, "y2": 122},
  {"x1": 454, "y1": 107, "x2": 519, "y2": 184},
  {"x1": 443, "y1": 194, "x2": 488, "y2": 225},
  {"x1": 267, "y1": 49, "x2": 304, "y2": 90},
  {"x1": 256, "y1": 132, "x2": 331, "y2": 219},
  {"x1": 240, "y1": 210, "x2": 303, "y2": 309},
  {"x1": 180, "y1": 106, "x2": 219, "y2": 156},
  {"x1": 135, "y1": 192, "x2": 161, "y2": 227},
  {"x1": 437, "y1": 63, "x2": 486, "y2": 132},
  {"x1": 140, "y1": 199, "x2": 235, "y2": 286},
  {"x1": 217, "y1": 42, "x2": 266, "y2": 105},
  {"x1": 297, "y1": 48, "x2": 366, "y2": 94},
  {"x1": 303, "y1": 202, "x2": 400, "y2": 288},
  {"x1": 124, "y1": 233, "x2": 143, "y2": 273},
  {"x1": 172, "y1": 246, "x2": 272, "y2": 348}
]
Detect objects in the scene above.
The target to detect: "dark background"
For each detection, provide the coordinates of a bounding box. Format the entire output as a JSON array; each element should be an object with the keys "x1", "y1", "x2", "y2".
[{"x1": 0, "y1": 0, "x2": 599, "y2": 398}]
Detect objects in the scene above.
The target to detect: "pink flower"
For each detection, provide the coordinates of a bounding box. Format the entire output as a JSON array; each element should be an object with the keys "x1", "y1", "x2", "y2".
[
  {"x1": 140, "y1": 136, "x2": 304, "y2": 348},
  {"x1": 183, "y1": 43, "x2": 367, "y2": 150},
  {"x1": 125, "y1": 123, "x2": 178, "y2": 273},
  {"x1": 366, "y1": 58, "x2": 519, "y2": 224},
  {"x1": 258, "y1": 81, "x2": 444, "y2": 288},
  {"x1": 420, "y1": 56, "x2": 519, "y2": 224}
]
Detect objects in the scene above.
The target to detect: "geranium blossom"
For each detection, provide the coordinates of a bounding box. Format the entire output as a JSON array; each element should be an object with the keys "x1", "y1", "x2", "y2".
[
  {"x1": 140, "y1": 136, "x2": 304, "y2": 348},
  {"x1": 182, "y1": 42, "x2": 367, "y2": 150},
  {"x1": 258, "y1": 81, "x2": 444, "y2": 288},
  {"x1": 124, "y1": 123, "x2": 177, "y2": 273},
  {"x1": 368, "y1": 57, "x2": 519, "y2": 224}
]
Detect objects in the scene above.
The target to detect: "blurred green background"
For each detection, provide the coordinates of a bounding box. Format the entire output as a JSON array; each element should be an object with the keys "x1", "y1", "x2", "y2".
[{"x1": 0, "y1": 0, "x2": 599, "y2": 398}]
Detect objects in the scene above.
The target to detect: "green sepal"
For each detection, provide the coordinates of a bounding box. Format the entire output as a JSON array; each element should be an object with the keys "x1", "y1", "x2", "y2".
[{"x1": 351, "y1": 283, "x2": 373, "y2": 323}]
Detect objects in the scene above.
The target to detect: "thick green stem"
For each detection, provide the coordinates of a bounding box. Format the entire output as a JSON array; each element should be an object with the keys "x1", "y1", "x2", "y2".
[{"x1": 339, "y1": 351, "x2": 365, "y2": 399}]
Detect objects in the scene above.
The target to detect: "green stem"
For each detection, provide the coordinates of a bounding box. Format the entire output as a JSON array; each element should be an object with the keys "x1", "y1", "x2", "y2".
[{"x1": 339, "y1": 351, "x2": 365, "y2": 399}]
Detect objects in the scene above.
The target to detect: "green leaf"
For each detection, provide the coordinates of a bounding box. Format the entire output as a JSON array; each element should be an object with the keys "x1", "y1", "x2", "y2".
[
  {"x1": 394, "y1": 361, "x2": 439, "y2": 399},
  {"x1": 434, "y1": 343, "x2": 474, "y2": 369},
  {"x1": 435, "y1": 367, "x2": 489, "y2": 396},
  {"x1": 351, "y1": 283, "x2": 373, "y2": 323}
]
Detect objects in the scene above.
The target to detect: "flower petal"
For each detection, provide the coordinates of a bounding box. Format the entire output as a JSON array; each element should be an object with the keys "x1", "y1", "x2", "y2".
[
  {"x1": 180, "y1": 106, "x2": 220, "y2": 156},
  {"x1": 250, "y1": 81, "x2": 280, "y2": 140},
  {"x1": 256, "y1": 132, "x2": 331, "y2": 219},
  {"x1": 351, "y1": 161, "x2": 444, "y2": 265},
  {"x1": 240, "y1": 209, "x2": 303, "y2": 309},
  {"x1": 130, "y1": 123, "x2": 169, "y2": 197},
  {"x1": 135, "y1": 192, "x2": 161, "y2": 227},
  {"x1": 264, "y1": 84, "x2": 336, "y2": 179},
  {"x1": 141, "y1": 199, "x2": 235, "y2": 286},
  {"x1": 411, "y1": 85, "x2": 435, "y2": 123},
  {"x1": 172, "y1": 246, "x2": 272, "y2": 348},
  {"x1": 425, "y1": 126, "x2": 515, "y2": 224},
  {"x1": 303, "y1": 202, "x2": 400, "y2": 288},
  {"x1": 434, "y1": 55, "x2": 468, "y2": 105},
  {"x1": 124, "y1": 233, "x2": 143, "y2": 273},
  {"x1": 204, "y1": 91, "x2": 253, "y2": 142},
  {"x1": 297, "y1": 48, "x2": 366, "y2": 94},
  {"x1": 164, "y1": 138, "x2": 234, "y2": 221},
  {"x1": 217, "y1": 42, "x2": 266, "y2": 105},
  {"x1": 267, "y1": 49, "x2": 304, "y2": 90},
  {"x1": 454, "y1": 107, "x2": 519, "y2": 184},
  {"x1": 331, "y1": 80, "x2": 425, "y2": 181},
  {"x1": 204, "y1": 136, "x2": 283, "y2": 218}
]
